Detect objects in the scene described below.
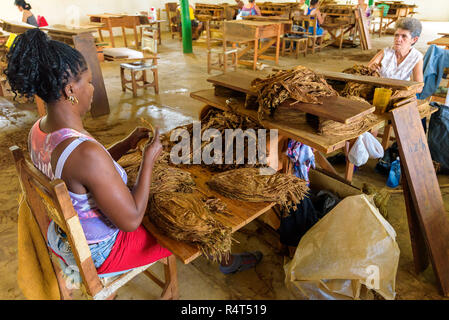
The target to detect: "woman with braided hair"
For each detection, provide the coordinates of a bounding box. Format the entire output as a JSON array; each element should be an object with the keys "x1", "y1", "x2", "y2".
[
  {"x1": 7, "y1": 29, "x2": 263, "y2": 277},
  {"x1": 6, "y1": 28, "x2": 172, "y2": 276}
]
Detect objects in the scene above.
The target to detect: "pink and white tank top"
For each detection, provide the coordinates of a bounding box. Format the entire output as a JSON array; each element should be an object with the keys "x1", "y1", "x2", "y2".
[{"x1": 28, "y1": 120, "x2": 127, "y2": 244}]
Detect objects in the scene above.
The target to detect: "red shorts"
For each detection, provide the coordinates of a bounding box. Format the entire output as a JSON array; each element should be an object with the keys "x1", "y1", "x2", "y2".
[{"x1": 96, "y1": 225, "x2": 171, "y2": 275}]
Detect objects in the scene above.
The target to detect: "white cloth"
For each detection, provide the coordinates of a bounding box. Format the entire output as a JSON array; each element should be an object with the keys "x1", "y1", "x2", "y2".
[{"x1": 380, "y1": 47, "x2": 423, "y2": 81}]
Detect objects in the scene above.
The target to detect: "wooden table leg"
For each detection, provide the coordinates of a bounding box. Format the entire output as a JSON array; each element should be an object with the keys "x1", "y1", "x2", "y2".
[
  {"x1": 121, "y1": 26, "x2": 128, "y2": 47},
  {"x1": 98, "y1": 28, "x2": 104, "y2": 42},
  {"x1": 253, "y1": 39, "x2": 258, "y2": 71},
  {"x1": 133, "y1": 25, "x2": 139, "y2": 49},
  {"x1": 344, "y1": 139, "x2": 356, "y2": 183},
  {"x1": 108, "y1": 20, "x2": 115, "y2": 48},
  {"x1": 275, "y1": 25, "x2": 281, "y2": 65},
  {"x1": 314, "y1": 151, "x2": 338, "y2": 176},
  {"x1": 158, "y1": 22, "x2": 162, "y2": 45},
  {"x1": 382, "y1": 123, "x2": 393, "y2": 150}
]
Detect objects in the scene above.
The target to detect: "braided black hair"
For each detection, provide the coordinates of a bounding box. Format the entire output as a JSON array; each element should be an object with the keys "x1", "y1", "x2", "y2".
[
  {"x1": 5, "y1": 28, "x2": 88, "y2": 104},
  {"x1": 14, "y1": 0, "x2": 31, "y2": 10}
]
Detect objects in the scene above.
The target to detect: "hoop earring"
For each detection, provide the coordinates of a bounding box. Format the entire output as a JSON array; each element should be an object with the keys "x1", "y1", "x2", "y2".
[{"x1": 67, "y1": 96, "x2": 79, "y2": 105}]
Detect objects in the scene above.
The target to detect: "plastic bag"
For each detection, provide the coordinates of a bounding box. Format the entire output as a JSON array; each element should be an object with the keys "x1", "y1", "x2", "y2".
[
  {"x1": 362, "y1": 132, "x2": 384, "y2": 159},
  {"x1": 348, "y1": 135, "x2": 369, "y2": 166},
  {"x1": 386, "y1": 158, "x2": 401, "y2": 188},
  {"x1": 284, "y1": 194, "x2": 400, "y2": 300}
]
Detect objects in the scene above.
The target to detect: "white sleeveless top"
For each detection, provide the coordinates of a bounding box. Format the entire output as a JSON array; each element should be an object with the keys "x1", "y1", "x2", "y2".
[{"x1": 380, "y1": 47, "x2": 423, "y2": 81}]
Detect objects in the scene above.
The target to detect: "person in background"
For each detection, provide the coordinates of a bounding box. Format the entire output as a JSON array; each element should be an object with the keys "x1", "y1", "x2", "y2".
[
  {"x1": 368, "y1": 17, "x2": 423, "y2": 90},
  {"x1": 357, "y1": 0, "x2": 372, "y2": 26},
  {"x1": 240, "y1": 0, "x2": 262, "y2": 18},
  {"x1": 177, "y1": 4, "x2": 204, "y2": 40},
  {"x1": 235, "y1": 0, "x2": 244, "y2": 11},
  {"x1": 14, "y1": 0, "x2": 38, "y2": 27},
  {"x1": 306, "y1": 0, "x2": 326, "y2": 37}
]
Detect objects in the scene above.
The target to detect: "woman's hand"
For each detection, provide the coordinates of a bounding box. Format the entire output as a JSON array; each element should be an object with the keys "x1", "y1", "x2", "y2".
[
  {"x1": 370, "y1": 62, "x2": 381, "y2": 73},
  {"x1": 127, "y1": 127, "x2": 150, "y2": 150},
  {"x1": 143, "y1": 128, "x2": 162, "y2": 162}
]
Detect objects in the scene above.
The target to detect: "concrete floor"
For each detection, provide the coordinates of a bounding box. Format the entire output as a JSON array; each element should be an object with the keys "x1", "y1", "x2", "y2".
[{"x1": 1, "y1": 21, "x2": 449, "y2": 300}]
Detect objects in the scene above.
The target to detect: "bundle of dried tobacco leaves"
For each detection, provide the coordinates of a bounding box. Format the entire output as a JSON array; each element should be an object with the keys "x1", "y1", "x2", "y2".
[
  {"x1": 207, "y1": 168, "x2": 309, "y2": 212},
  {"x1": 160, "y1": 108, "x2": 267, "y2": 172},
  {"x1": 148, "y1": 191, "x2": 233, "y2": 262},
  {"x1": 340, "y1": 65, "x2": 380, "y2": 102},
  {"x1": 251, "y1": 66, "x2": 338, "y2": 120}
]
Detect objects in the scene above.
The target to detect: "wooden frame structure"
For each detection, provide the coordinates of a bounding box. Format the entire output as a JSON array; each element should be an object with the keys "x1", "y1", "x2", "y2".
[
  {"x1": 374, "y1": 1, "x2": 417, "y2": 36},
  {"x1": 10, "y1": 145, "x2": 178, "y2": 300},
  {"x1": 224, "y1": 20, "x2": 283, "y2": 71},
  {"x1": 205, "y1": 19, "x2": 238, "y2": 74},
  {"x1": 88, "y1": 14, "x2": 145, "y2": 48}
]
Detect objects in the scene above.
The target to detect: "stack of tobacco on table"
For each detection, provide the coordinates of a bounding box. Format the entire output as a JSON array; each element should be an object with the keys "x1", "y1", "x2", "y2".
[
  {"x1": 207, "y1": 168, "x2": 309, "y2": 214},
  {"x1": 251, "y1": 65, "x2": 338, "y2": 120},
  {"x1": 340, "y1": 64, "x2": 380, "y2": 103},
  {"x1": 117, "y1": 121, "x2": 233, "y2": 262},
  {"x1": 340, "y1": 64, "x2": 417, "y2": 109},
  {"x1": 148, "y1": 191, "x2": 233, "y2": 263},
  {"x1": 160, "y1": 108, "x2": 268, "y2": 172},
  {"x1": 304, "y1": 65, "x2": 379, "y2": 137}
]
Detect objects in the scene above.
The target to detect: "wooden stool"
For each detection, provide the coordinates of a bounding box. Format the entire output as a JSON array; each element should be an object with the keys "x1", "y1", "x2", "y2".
[
  {"x1": 281, "y1": 36, "x2": 307, "y2": 59},
  {"x1": 120, "y1": 61, "x2": 159, "y2": 97}
]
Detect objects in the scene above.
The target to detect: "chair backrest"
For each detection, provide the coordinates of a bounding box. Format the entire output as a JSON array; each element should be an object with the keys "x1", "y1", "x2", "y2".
[
  {"x1": 165, "y1": 3, "x2": 180, "y2": 29},
  {"x1": 141, "y1": 27, "x2": 158, "y2": 54},
  {"x1": 205, "y1": 19, "x2": 224, "y2": 51},
  {"x1": 296, "y1": 16, "x2": 319, "y2": 36},
  {"x1": 10, "y1": 145, "x2": 104, "y2": 298}
]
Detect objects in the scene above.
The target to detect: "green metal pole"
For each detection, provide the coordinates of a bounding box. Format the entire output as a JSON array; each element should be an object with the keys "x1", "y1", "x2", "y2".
[{"x1": 180, "y1": 0, "x2": 193, "y2": 54}]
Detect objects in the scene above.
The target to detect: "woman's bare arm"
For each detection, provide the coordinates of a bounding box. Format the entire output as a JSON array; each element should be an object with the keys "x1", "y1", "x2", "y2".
[
  {"x1": 57, "y1": 132, "x2": 162, "y2": 232},
  {"x1": 368, "y1": 49, "x2": 384, "y2": 72},
  {"x1": 412, "y1": 58, "x2": 424, "y2": 93}
]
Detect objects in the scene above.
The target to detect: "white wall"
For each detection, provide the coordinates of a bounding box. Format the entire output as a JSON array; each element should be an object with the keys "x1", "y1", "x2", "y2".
[{"x1": 1, "y1": 0, "x2": 447, "y2": 28}]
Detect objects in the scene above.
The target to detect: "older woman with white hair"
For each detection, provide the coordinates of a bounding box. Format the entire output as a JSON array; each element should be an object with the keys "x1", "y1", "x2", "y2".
[{"x1": 368, "y1": 17, "x2": 424, "y2": 92}]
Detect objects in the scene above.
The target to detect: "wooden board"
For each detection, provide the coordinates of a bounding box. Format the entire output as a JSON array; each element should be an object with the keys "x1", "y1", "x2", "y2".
[
  {"x1": 72, "y1": 33, "x2": 110, "y2": 117},
  {"x1": 354, "y1": 7, "x2": 372, "y2": 50},
  {"x1": 319, "y1": 70, "x2": 423, "y2": 91},
  {"x1": 0, "y1": 19, "x2": 36, "y2": 34},
  {"x1": 143, "y1": 165, "x2": 275, "y2": 264},
  {"x1": 391, "y1": 102, "x2": 449, "y2": 296},
  {"x1": 190, "y1": 89, "x2": 385, "y2": 154},
  {"x1": 208, "y1": 70, "x2": 422, "y2": 93}
]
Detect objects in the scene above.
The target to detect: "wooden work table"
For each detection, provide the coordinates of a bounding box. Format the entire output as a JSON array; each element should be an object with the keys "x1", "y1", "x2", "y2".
[
  {"x1": 224, "y1": 20, "x2": 284, "y2": 71},
  {"x1": 192, "y1": 70, "x2": 432, "y2": 183},
  {"x1": 143, "y1": 165, "x2": 275, "y2": 264}
]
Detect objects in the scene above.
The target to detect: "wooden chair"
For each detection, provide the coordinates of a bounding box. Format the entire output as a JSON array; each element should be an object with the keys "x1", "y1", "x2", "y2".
[
  {"x1": 166, "y1": 2, "x2": 181, "y2": 40},
  {"x1": 294, "y1": 16, "x2": 324, "y2": 55},
  {"x1": 120, "y1": 28, "x2": 159, "y2": 97},
  {"x1": 281, "y1": 32, "x2": 308, "y2": 59},
  {"x1": 10, "y1": 145, "x2": 178, "y2": 300},
  {"x1": 205, "y1": 19, "x2": 238, "y2": 74}
]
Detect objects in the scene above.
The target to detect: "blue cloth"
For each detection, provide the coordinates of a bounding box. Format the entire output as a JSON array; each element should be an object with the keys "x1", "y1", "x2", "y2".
[
  {"x1": 286, "y1": 139, "x2": 315, "y2": 183},
  {"x1": 47, "y1": 221, "x2": 130, "y2": 279},
  {"x1": 417, "y1": 44, "x2": 449, "y2": 100}
]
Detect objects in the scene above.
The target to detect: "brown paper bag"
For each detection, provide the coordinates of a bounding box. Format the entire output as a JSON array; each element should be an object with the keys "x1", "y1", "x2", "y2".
[{"x1": 284, "y1": 194, "x2": 400, "y2": 300}]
